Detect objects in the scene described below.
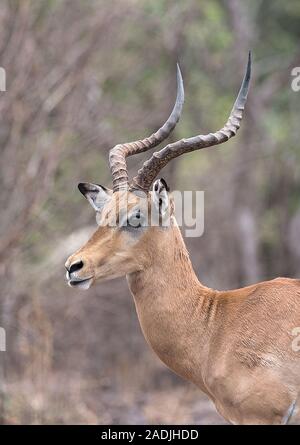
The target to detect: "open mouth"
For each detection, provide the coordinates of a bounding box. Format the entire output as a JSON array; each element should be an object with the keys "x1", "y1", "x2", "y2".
[{"x1": 68, "y1": 277, "x2": 93, "y2": 290}]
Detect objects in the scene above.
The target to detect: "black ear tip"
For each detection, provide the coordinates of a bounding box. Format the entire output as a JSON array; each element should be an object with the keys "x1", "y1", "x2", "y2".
[
  {"x1": 78, "y1": 183, "x2": 87, "y2": 195},
  {"x1": 160, "y1": 178, "x2": 169, "y2": 192}
]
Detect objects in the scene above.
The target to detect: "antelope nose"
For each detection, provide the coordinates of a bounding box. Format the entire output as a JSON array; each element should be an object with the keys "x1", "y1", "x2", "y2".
[{"x1": 67, "y1": 260, "x2": 84, "y2": 274}]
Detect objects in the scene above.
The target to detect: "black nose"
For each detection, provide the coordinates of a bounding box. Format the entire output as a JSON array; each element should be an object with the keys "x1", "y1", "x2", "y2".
[{"x1": 69, "y1": 260, "x2": 84, "y2": 274}]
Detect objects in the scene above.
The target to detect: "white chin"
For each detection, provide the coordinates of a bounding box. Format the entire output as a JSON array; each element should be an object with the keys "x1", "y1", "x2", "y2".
[{"x1": 68, "y1": 278, "x2": 93, "y2": 290}]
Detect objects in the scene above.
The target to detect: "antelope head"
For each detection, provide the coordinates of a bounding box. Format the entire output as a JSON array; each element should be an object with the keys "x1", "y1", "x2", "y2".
[{"x1": 65, "y1": 55, "x2": 251, "y2": 290}]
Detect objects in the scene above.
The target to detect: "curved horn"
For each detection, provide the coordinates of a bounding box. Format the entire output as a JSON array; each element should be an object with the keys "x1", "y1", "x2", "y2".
[
  {"x1": 131, "y1": 52, "x2": 251, "y2": 192},
  {"x1": 109, "y1": 64, "x2": 184, "y2": 191}
]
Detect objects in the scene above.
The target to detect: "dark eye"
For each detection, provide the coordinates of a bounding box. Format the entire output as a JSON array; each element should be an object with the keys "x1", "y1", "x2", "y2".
[{"x1": 127, "y1": 210, "x2": 142, "y2": 228}]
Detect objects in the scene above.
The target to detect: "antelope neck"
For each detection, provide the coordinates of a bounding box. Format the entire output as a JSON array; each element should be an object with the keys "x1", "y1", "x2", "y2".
[{"x1": 127, "y1": 222, "x2": 218, "y2": 392}]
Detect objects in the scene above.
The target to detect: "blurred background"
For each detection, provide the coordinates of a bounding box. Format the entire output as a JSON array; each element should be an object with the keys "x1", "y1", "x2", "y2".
[{"x1": 0, "y1": 0, "x2": 300, "y2": 425}]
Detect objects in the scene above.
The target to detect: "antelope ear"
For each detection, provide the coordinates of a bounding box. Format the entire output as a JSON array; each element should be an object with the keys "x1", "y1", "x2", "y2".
[
  {"x1": 78, "y1": 183, "x2": 112, "y2": 212},
  {"x1": 152, "y1": 178, "x2": 169, "y2": 216}
]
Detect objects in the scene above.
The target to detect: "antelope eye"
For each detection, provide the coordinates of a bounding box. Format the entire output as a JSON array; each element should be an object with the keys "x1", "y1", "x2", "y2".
[{"x1": 127, "y1": 210, "x2": 142, "y2": 228}]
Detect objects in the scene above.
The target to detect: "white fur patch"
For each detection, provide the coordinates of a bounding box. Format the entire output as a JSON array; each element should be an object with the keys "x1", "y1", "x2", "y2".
[{"x1": 152, "y1": 179, "x2": 169, "y2": 216}]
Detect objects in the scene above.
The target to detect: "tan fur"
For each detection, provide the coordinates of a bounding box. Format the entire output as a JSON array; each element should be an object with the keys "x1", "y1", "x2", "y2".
[{"x1": 66, "y1": 190, "x2": 300, "y2": 425}]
